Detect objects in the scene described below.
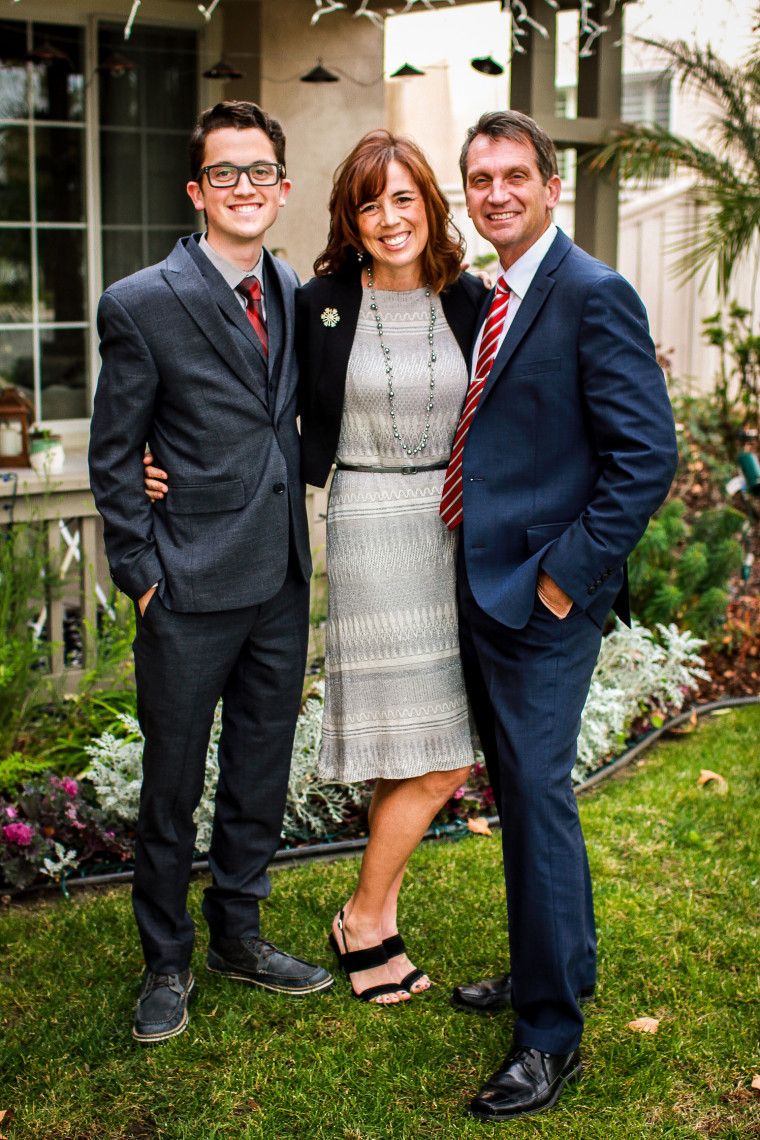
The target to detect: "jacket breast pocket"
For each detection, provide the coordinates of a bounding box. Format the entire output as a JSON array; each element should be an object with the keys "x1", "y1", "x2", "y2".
[
  {"x1": 165, "y1": 479, "x2": 246, "y2": 515},
  {"x1": 525, "y1": 520, "x2": 574, "y2": 553},
  {"x1": 508, "y1": 356, "x2": 561, "y2": 379}
]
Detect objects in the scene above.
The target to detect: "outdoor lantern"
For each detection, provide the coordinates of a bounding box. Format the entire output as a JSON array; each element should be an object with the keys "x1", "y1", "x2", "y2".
[
  {"x1": 470, "y1": 56, "x2": 504, "y2": 76},
  {"x1": 96, "y1": 52, "x2": 138, "y2": 77},
  {"x1": 390, "y1": 63, "x2": 425, "y2": 78},
  {"x1": 0, "y1": 388, "x2": 34, "y2": 468},
  {"x1": 300, "y1": 60, "x2": 339, "y2": 83},
  {"x1": 203, "y1": 59, "x2": 245, "y2": 80}
]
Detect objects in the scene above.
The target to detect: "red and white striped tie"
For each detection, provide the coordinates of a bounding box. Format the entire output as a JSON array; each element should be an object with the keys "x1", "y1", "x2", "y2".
[
  {"x1": 238, "y1": 277, "x2": 268, "y2": 356},
  {"x1": 440, "y1": 280, "x2": 510, "y2": 530}
]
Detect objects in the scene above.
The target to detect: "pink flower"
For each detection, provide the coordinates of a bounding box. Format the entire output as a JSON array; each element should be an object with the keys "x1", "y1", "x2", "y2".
[
  {"x1": 61, "y1": 777, "x2": 78, "y2": 797},
  {"x1": 5, "y1": 806, "x2": 18, "y2": 819},
  {"x1": 3, "y1": 822, "x2": 35, "y2": 846},
  {"x1": 453, "y1": 786, "x2": 465, "y2": 800}
]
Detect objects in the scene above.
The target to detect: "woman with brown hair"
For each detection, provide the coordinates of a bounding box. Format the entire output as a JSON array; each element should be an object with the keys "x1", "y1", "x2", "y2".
[{"x1": 296, "y1": 131, "x2": 486, "y2": 1003}]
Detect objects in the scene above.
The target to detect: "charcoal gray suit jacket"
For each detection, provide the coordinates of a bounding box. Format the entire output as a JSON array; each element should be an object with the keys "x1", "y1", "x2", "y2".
[{"x1": 89, "y1": 234, "x2": 311, "y2": 612}]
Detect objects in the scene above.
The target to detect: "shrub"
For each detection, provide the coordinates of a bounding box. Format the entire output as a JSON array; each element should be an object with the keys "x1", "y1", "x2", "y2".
[
  {"x1": 628, "y1": 499, "x2": 745, "y2": 639},
  {"x1": 82, "y1": 683, "x2": 369, "y2": 854},
  {"x1": 573, "y1": 619, "x2": 709, "y2": 782}
]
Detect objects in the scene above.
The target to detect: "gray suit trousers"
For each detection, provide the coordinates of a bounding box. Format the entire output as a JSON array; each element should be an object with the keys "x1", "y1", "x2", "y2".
[{"x1": 131, "y1": 559, "x2": 309, "y2": 974}]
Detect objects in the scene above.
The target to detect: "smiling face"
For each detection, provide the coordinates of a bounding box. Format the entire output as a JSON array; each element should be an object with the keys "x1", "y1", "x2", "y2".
[
  {"x1": 464, "y1": 134, "x2": 561, "y2": 270},
  {"x1": 186, "y1": 126, "x2": 291, "y2": 268},
  {"x1": 356, "y1": 160, "x2": 429, "y2": 289}
]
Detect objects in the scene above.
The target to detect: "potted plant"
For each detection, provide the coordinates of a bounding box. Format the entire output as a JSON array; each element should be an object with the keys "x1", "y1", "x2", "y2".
[{"x1": 28, "y1": 428, "x2": 65, "y2": 475}]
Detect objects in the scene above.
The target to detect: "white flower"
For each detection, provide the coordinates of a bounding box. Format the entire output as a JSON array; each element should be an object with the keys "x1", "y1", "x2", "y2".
[{"x1": 321, "y1": 307, "x2": 340, "y2": 328}]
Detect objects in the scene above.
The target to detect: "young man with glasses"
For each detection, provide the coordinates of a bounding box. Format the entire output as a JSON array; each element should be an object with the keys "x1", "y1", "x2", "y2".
[{"x1": 89, "y1": 101, "x2": 333, "y2": 1045}]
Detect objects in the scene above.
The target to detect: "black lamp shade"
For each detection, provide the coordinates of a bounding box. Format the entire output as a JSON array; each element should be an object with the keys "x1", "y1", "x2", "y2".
[{"x1": 470, "y1": 55, "x2": 504, "y2": 76}]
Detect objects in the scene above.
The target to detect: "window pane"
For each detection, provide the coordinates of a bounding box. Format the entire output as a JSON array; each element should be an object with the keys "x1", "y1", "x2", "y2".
[
  {"x1": 0, "y1": 329, "x2": 34, "y2": 407},
  {"x1": 147, "y1": 229, "x2": 188, "y2": 266},
  {"x1": 0, "y1": 230, "x2": 32, "y2": 323},
  {"x1": 98, "y1": 28, "x2": 141, "y2": 128},
  {"x1": 0, "y1": 25, "x2": 29, "y2": 120},
  {"x1": 36, "y1": 126, "x2": 85, "y2": 223},
  {"x1": 38, "y1": 230, "x2": 85, "y2": 323},
  {"x1": 146, "y1": 133, "x2": 196, "y2": 226},
  {"x1": 102, "y1": 229, "x2": 144, "y2": 289},
  {"x1": 31, "y1": 24, "x2": 84, "y2": 123},
  {"x1": 0, "y1": 126, "x2": 30, "y2": 222},
  {"x1": 144, "y1": 32, "x2": 197, "y2": 130},
  {"x1": 100, "y1": 129, "x2": 142, "y2": 225},
  {"x1": 40, "y1": 327, "x2": 87, "y2": 419}
]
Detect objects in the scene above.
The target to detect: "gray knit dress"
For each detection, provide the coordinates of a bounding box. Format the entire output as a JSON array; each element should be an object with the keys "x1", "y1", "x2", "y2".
[{"x1": 318, "y1": 286, "x2": 476, "y2": 782}]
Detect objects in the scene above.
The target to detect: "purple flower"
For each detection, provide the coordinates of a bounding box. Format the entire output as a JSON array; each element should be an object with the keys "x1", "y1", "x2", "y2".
[{"x1": 3, "y1": 821, "x2": 35, "y2": 847}]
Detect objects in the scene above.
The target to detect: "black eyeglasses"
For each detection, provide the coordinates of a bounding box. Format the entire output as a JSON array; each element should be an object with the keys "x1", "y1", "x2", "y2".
[{"x1": 197, "y1": 162, "x2": 284, "y2": 188}]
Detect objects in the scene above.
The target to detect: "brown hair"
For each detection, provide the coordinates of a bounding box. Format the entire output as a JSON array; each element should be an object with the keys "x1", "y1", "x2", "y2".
[
  {"x1": 459, "y1": 110, "x2": 558, "y2": 186},
  {"x1": 189, "y1": 101, "x2": 286, "y2": 180},
  {"x1": 314, "y1": 130, "x2": 465, "y2": 293}
]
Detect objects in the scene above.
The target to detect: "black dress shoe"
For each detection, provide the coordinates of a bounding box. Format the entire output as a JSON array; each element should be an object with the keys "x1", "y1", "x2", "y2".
[
  {"x1": 451, "y1": 973, "x2": 595, "y2": 1014},
  {"x1": 469, "y1": 1045, "x2": 582, "y2": 1120},
  {"x1": 132, "y1": 968, "x2": 195, "y2": 1044},
  {"x1": 207, "y1": 935, "x2": 333, "y2": 995}
]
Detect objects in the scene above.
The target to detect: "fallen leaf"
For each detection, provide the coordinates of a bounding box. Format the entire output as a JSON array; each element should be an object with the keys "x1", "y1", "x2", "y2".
[
  {"x1": 752, "y1": 1074, "x2": 760, "y2": 1091},
  {"x1": 628, "y1": 1017, "x2": 660, "y2": 1034},
  {"x1": 467, "y1": 817, "x2": 492, "y2": 836},
  {"x1": 710, "y1": 708, "x2": 734, "y2": 716},
  {"x1": 698, "y1": 769, "x2": 728, "y2": 792},
  {"x1": 668, "y1": 709, "x2": 698, "y2": 734}
]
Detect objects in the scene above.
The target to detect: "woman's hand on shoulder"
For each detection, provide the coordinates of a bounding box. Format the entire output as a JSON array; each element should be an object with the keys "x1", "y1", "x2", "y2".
[{"x1": 143, "y1": 451, "x2": 168, "y2": 501}]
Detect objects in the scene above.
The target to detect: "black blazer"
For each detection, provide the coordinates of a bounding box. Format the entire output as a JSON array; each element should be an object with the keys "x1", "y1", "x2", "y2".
[{"x1": 295, "y1": 268, "x2": 488, "y2": 488}]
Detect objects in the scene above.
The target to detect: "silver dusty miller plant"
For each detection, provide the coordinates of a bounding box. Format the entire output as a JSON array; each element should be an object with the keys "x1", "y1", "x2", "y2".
[
  {"x1": 83, "y1": 684, "x2": 367, "y2": 851},
  {"x1": 574, "y1": 620, "x2": 709, "y2": 782}
]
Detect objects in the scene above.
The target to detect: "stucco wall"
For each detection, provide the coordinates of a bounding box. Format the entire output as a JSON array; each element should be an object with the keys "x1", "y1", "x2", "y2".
[{"x1": 257, "y1": 0, "x2": 386, "y2": 281}]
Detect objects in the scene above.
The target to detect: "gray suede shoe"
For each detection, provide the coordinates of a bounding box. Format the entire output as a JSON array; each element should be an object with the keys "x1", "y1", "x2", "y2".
[
  {"x1": 132, "y1": 969, "x2": 195, "y2": 1044},
  {"x1": 207, "y1": 935, "x2": 333, "y2": 995}
]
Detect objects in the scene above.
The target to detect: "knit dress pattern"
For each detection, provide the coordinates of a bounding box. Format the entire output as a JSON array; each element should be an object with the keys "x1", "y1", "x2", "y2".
[{"x1": 319, "y1": 286, "x2": 476, "y2": 781}]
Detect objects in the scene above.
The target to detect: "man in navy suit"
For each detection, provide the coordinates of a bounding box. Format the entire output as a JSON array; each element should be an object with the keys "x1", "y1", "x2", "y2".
[
  {"x1": 446, "y1": 111, "x2": 679, "y2": 1119},
  {"x1": 89, "y1": 102, "x2": 332, "y2": 1045}
]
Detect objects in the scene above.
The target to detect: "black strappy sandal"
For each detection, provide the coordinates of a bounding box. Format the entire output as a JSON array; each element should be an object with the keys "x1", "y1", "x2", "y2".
[
  {"x1": 383, "y1": 933, "x2": 429, "y2": 993},
  {"x1": 328, "y1": 909, "x2": 410, "y2": 1004}
]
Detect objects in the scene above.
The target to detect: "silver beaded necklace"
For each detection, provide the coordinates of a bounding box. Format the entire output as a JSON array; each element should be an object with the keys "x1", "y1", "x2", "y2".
[{"x1": 366, "y1": 262, "x2": 437, "y2": 458}]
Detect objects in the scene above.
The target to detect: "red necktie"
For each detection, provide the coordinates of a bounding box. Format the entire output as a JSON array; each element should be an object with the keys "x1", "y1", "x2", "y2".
[
  {"x1": 238, "y1": 277, "x2": 268, "y2": 356},
  {"x1": 440, "y1": 281, "x2": 510, "y2": 530}
]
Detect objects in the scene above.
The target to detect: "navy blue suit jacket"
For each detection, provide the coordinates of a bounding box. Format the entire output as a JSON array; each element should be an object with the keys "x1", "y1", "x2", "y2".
[{"x1": 460, "y1": 228, "x2": 679, "y2": 630}]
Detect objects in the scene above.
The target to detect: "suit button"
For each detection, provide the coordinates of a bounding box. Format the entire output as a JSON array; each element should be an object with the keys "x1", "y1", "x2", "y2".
[
  {"x1": 273, "y1": 482, "x2": 285, "y2": 494},
  {"x1": 588, "y1": 585, "x2": 597, "y2": 595}
]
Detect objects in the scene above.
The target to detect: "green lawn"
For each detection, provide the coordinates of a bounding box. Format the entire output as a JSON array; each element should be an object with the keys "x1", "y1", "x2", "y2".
[{"x1": 1, "y1": 707, "x2": 759, "y2": 1139}]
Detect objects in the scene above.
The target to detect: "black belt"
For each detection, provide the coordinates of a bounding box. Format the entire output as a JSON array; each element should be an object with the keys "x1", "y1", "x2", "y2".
[{"x1": 335, "y1": 461, "x2": 449, "y2": 474}]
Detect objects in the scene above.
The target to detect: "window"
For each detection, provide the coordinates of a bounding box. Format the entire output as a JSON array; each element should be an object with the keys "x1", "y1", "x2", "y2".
[
  {"x1": 0, "y1": 21, "x2": 88, "y2": 421},
  {"x1": 0, "y1": 17, "x2": 198, "y2": 425},
  {"x1": 99, "y1": 25, "x2": 198, "y2": 289},
  {"x1": 622, "y1": 73, "x2": 671, "y2": 130}
]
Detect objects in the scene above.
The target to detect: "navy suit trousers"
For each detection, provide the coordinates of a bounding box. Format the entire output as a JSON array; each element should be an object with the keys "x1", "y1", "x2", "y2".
[
  {"x1": 131, "y1": 558, "x2": 309, "y2": 974},
  {"x1": 457, "y1": 541, "x2": 602, "y2": 1054}
]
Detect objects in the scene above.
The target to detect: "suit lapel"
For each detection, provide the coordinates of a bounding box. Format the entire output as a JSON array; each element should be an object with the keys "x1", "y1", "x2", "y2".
[
  {"x1": 264, "y1": 252, "x2": 295, "y2": 419},
  {"x1": 162, "y1": 238, "x2": 268, "y2": 410}
]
